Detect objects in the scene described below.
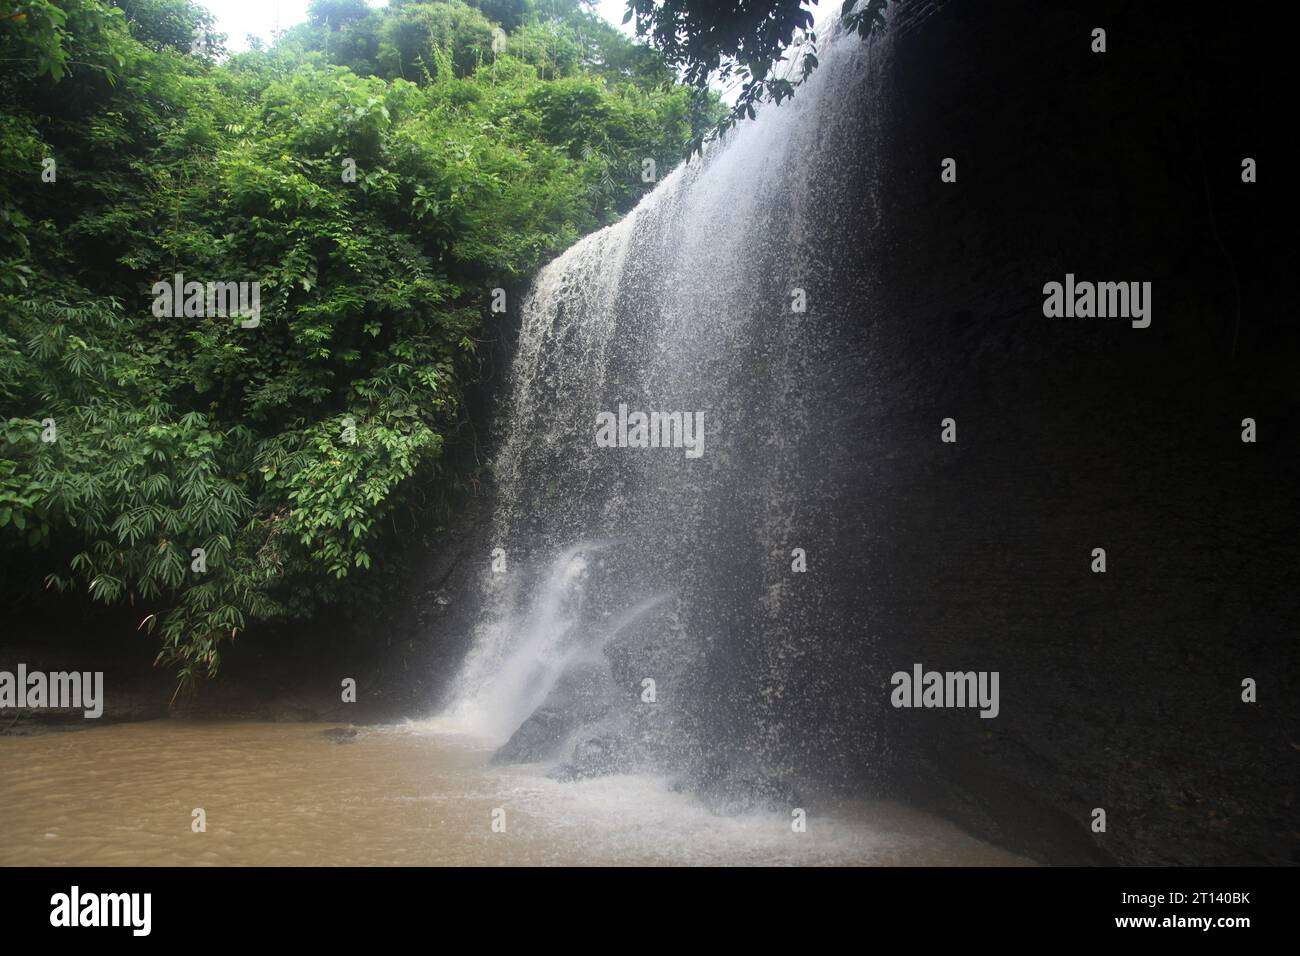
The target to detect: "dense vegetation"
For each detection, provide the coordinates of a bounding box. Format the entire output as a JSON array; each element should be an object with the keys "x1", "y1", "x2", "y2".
[
  {"x1": 0, "y1": 0, "x2": 721, "y2": 683},
  {"x1": 626, "y1": 0, "x2": 892, "y2": 150}
]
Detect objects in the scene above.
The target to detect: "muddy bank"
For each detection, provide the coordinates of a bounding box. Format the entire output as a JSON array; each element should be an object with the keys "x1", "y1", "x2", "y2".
[{"x1": 0, "y1": 490, "x2": 494, "y2": 732}]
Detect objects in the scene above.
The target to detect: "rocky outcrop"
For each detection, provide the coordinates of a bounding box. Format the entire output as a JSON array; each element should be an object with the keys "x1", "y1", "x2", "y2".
[{"x1": 817, "y1": 0, "x2": 1298, "y2": 865}]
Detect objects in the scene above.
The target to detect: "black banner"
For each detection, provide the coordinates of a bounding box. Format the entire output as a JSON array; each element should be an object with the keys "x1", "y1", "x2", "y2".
[{"x1": 0, "y1": 866, "x2": 1284, "y2": 942}]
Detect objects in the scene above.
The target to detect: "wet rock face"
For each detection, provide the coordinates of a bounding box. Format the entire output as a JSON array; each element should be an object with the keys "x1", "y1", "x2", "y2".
[
  {"x1": 493, "y1": 660, "x2": 621, "y2": 765},
  {"x1": 810, "y1": 0, "x2": 1297, "y2": 864},
  {"x1": 550, "y1": 734, "x2": 621, "y2": 782}
]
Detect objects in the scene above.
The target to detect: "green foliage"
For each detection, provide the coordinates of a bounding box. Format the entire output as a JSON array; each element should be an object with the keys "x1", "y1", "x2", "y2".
[
  {"x1": 0, "y1": 0, "x2": 131, "y2": 82},
  {"x1": 308, "y1": 0, "x2": 371, "y2": 29},
  {"x1": 376, "y1": 1, "x2": 495, "y2": 82},
  {"x1": 113, "y1": 0, "x2": 224, "y2": 62},
  {"x1": 0, "y1": 0, "x2": 701, "y2": 683},
  {"x1": 625, "y1": 0, "x2": 892, "y2": 152}
]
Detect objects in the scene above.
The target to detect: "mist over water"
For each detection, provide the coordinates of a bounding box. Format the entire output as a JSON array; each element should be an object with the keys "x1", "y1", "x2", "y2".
[{"x1": 446, "y1": 30, "x2": 893, "y2": 798}]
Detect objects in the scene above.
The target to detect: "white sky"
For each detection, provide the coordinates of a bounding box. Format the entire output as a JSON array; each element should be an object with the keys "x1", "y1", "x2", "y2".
[{"x1": 201, "y1": 0, "x2": 638, "y2": 52}]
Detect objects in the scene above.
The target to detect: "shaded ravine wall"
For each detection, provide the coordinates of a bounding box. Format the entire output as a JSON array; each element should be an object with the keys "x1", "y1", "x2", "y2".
[{"x1": 819, "y1": 0, "x2": 1297, "y2": 864}]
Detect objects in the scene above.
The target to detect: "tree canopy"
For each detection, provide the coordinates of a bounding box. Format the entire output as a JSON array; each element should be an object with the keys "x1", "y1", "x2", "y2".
[{"x1": 625, "y1": 0, "x2": 892, "y2": 152}]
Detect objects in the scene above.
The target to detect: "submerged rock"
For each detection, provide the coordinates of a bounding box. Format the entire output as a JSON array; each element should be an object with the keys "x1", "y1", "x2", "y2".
[
  {"x1": 694, "y1": 771, "x2": 803, "y2": 816},
  {"x1": 549, "y1": 733, "x2": 629, "y2": 781},
  {"x1": 492, "y1": 660, "x2": 620, "y2": 765}
]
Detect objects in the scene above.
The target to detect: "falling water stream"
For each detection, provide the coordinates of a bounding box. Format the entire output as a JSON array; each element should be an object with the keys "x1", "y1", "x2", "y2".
[{"x1": 444, "y1": 22, "x2": 892, "y2": 790}]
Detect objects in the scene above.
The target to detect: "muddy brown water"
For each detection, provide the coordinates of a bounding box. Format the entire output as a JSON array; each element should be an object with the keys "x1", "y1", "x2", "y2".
[{"x1": 0, "y1": 720, "x2": 1028, "y2": 865}]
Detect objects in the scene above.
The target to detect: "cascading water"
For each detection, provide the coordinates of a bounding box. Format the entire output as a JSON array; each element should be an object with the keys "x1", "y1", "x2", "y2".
[{"x1": 445, "y1": 22, "x2": 895, "y2": 800}]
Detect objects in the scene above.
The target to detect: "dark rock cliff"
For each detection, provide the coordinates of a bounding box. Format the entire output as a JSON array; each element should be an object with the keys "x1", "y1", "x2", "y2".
[{"x1": 811, "y1": 0, "x2": 1297, "y2": 864}]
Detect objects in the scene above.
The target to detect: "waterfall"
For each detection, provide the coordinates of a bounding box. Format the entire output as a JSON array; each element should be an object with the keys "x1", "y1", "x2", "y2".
[{"x1": 445, "y1": 24, "x2": 894, "y2": 798}]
